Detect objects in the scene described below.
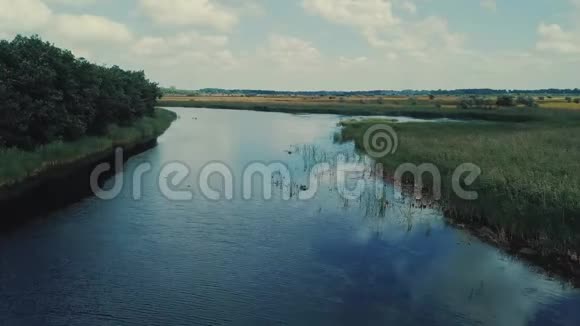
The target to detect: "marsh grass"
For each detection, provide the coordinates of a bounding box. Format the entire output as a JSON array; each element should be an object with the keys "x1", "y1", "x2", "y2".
[
  {"x1": 0, "y1": 108, "x2": 176, "y2": 188},
  {"x1": 339, "y1": 118, "x2": 580, "y2": 253}
]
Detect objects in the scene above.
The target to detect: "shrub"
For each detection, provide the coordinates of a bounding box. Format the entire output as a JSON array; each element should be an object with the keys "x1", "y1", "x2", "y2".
[
  {"x1": 574, "y1": 98, "x2": 580, "y2": 104},
  {"x1": 496, "y1": 95, "x2": 516, "y2": 107},
  {"x1": 516, "y1": 96, "x2": 537, "y2": 107},
  {"x1": 459, "y1": 97, "x2": 474, "y2": 109},
  {"x1": 459, "y1": 96, "x2": 495, "y2": 110},
  {"x1": 565, "y1": 97, "x2": 572, "y2": 103}
]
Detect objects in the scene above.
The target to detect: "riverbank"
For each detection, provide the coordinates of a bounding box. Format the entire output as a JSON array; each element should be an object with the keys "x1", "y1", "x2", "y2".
[
  {"x1": 339, "y1": 118, "x2": 580, "y2": 281},
  {"x1": 0, "y1": 108, "x2": 176, "y2": 223},
  {"x1": 158, "y1": 98, "x2": 580, "y2": 123}
]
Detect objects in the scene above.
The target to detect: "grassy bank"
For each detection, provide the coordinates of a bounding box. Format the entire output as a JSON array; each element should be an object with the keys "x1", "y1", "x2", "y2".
[
  {"x1": 0, "y1": 108, "x2": 176, "y2": 188},
  {"x1": 339, "y1": 118, "x2": 580, "y2": 260},
  {"x1": 158, "y1": 98, "x2": 580, "y2": 123}
]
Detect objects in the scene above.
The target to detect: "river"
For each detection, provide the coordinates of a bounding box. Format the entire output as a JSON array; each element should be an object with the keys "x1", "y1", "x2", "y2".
[{"x1": 1, "y1": 107, "x2": 579, "y2": 326}]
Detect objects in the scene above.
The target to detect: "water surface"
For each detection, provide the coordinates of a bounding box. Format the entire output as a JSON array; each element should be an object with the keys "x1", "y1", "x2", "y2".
[{"x1": 1, "y1": 108, "x2": 579, "y2": 326}]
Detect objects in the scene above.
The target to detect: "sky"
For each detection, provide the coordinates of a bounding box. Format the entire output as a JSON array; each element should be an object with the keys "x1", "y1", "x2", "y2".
[{"x1": 1, "y1": 0, "x2": 579, "y2": 90}]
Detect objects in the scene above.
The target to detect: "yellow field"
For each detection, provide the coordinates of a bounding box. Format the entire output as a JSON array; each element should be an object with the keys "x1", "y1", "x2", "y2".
[
  {"x1": 161, "y1": 95, "x2": 460, "y2": 105},
  {"x1": 538, "y1": 101, "x2": 580, "y2": 110},
  {"x1": 161, "y1": 95, "x2": 580, "y2": 110}
]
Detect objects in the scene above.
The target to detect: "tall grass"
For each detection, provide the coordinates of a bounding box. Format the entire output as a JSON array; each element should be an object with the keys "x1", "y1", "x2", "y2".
[
  {"x1": 0, "y1": 108, "x2": 176, "y2": 188},
  {"x1": 339, "y1": 119, "x2": 580, "y2": 254}
]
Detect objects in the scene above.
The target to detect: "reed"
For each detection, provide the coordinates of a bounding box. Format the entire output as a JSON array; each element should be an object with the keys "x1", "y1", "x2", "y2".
[{"x1": 339, "y1": 118, "x2": 580, "y2": 254}]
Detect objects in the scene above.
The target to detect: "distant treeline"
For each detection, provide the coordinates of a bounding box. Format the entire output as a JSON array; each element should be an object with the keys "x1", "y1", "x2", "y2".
[
  {"x1": 161, "y1": 87, "x2": 200, "y2": 97},
  {"x1": 167, "y1": 88, "x2": 580, "y2": 97},
  {"x1": 0, "y1": 35, "x2": 161, "y2": 149}
]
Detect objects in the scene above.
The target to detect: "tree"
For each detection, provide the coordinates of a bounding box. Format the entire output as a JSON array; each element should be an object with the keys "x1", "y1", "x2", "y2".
[
  {"x1": 0, "y1": 35, "x2": 160, "y2": 148},
  {"x1": 459, "y1": 96, "x2": 495, "y2": 110},
  {"x1": 496, "y1": 95, "x2": 516, "y2": 107},
  {"x1": 516, "y1": 96, "x2": 537, "y2": 107}
]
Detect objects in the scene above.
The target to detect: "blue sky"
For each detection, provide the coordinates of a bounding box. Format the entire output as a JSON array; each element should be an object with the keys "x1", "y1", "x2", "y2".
[{"x1": 1, "y1": 0, "x2": 579, "y2": 90}]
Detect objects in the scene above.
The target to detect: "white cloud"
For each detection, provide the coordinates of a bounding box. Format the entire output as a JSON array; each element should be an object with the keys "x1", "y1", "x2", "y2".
[
  {"x1": 234, "y1": 0, "x2": 266, "y2": 17},
  {"x1": 129, "y1": 31, "x2": 237, "y2": 72},
  {"x1": 131, "y1": 32, "x2": 238, "y2": 69},
  {"x1": 0, "y1": 0, "x2": 52, "y2": 32},
  {"x1": 130, "y1": 0, "x2": 580, "y2": 89},
  {"x1": 155, "y1": 49, "x2": 237, "y2": 68},
  {"x1": 399, "y1": 1, "x2": 417, "y2": 14},
  {"x1": 262, "y1": 35, "x2": 322, "y2": 70},
  {"x1": 0, "y1": 0, "x2": 134, "y2": 59},
  {"x1": 536, "y1": 23, "x2": 580, "y2": 54},
  {"x1": 303, "y1": 0, "x2": 399, "y2": 28},
  {"x1": 52, "y1": 14, "x2": 133, "y2": 44},
  {"x1": 132, "y1": 32, "x2": 228, "y2": 57},
  {"x1": 44, "y1": 0, "x2": 97, "y2": 5},
  {"x1": 339, "y1": 56, "x2": 369, "y2": 68},
  {"x1": 1, "y1": 0, "x2": 578, "y2": 90},
  {"x1": 480, "y1": 0, "x2": 497, "y2": 12},
  {"x1": 138, "y1": 0, "x2": 238, "y2": 31},
  {"x1": 365, "y1": 15, "x2": 466, "y2": 60},
  {"x1": 385, "y1": 52, "x2": 399, "y2": 60},
  {"x1": 303, "y1": 0, "x2": 464, "y2": 60}
]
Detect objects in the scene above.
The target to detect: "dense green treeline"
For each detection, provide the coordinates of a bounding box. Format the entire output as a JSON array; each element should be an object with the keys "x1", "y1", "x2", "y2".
[{"x1": 0, "y1": 35, "x2": 161, "y2": 149}]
